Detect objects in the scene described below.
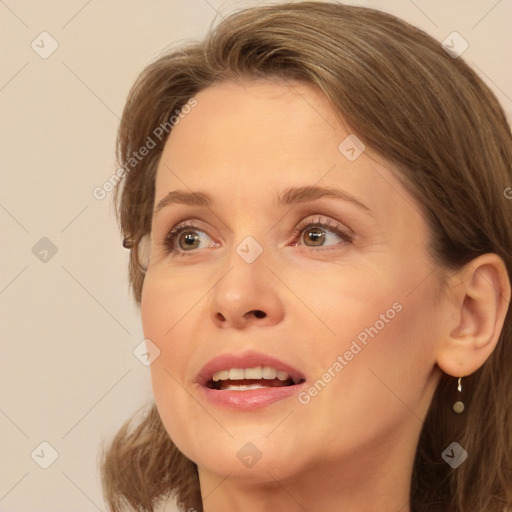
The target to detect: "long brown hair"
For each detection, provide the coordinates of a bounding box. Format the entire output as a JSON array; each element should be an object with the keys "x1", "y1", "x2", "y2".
[{"x1": 102, "y1": 2, "x2": 512, "y2": 511}]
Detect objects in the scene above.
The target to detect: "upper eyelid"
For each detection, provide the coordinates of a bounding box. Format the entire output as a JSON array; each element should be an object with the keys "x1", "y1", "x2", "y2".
[
  {"x1": 169, "y1": 216, "x2": 347, "y2": 234},
  {"x1": 167, "y1": 219, "x2": 214, "y2": 238},
  {"x1": 296, "y1": 215, "x2": 352, "y2": 232}
]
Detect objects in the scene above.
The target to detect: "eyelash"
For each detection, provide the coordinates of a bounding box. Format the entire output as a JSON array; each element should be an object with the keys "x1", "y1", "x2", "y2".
[
  {"x1": 293, "y1": 217, "x2": 353, "y2": 249},
  {"x1": 162, "y1": 216, "x2": 353, "y2": 256}
]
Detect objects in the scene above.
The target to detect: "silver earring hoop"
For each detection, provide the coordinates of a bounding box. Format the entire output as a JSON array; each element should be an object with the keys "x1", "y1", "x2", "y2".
[{"x1": 453, "y1": 377, "x2": 465, "y2": 414}]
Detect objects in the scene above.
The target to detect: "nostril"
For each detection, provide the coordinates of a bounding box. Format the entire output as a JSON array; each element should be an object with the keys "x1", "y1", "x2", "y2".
[{"x1": 215, "y1": 310, "x2": 267, "y2": 323}]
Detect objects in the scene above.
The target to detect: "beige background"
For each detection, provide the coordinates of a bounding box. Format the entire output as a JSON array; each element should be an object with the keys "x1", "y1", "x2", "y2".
[{"x1": 1, "y1": 1, "x2": 511, "y2": 511}]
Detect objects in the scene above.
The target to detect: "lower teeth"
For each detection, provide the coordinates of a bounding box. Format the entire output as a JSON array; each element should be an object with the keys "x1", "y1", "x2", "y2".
[
  {"x1": 223, "y1": 384, "x2": 269, "y2": 391},
  {"x1": 207, "y1": 378, "x2": 297, "y2": 390}
]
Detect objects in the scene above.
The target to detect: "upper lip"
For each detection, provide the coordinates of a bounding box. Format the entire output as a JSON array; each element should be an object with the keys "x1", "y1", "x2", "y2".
[{"x1": 197, "y1": 350, "x2": 306, "y2": 387}]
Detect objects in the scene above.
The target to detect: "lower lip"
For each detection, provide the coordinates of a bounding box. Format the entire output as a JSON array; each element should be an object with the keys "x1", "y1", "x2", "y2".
[{"x1": 199, "y1": 383, "x2": 306, "y2": 409}]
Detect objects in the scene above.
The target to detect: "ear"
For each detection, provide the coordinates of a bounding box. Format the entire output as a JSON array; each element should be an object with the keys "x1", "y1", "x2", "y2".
[{"x1": 436, "y1": 253, "x2": 511, "y2": 377}]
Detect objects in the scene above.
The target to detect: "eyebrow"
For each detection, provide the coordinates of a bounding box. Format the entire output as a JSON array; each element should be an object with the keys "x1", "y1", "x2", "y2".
[
  {"x1": 154, "y1": 186, "x2": 371, "y2": 214},
  {"x1": 154, "y1": 190, "x2": 212, "y2": 213},
  {"x1": 277, "y1": 186, "x2": 371, "y2": 212}
]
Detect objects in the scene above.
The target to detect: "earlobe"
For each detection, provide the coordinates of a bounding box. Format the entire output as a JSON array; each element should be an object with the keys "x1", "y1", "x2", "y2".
[{"x1": 436, "y1": 253, "x2": 511, "y2": 378}]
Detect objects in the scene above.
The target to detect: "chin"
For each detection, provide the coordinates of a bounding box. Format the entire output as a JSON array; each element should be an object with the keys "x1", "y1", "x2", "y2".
[{"x1": 165, "y1": 416, "x2": 308, "y2": 481}]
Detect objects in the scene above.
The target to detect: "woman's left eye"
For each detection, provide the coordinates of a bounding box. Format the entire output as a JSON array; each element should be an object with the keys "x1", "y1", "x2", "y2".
[{"x1": 293, "y1": 217, "x2": 353, "y2": 249}]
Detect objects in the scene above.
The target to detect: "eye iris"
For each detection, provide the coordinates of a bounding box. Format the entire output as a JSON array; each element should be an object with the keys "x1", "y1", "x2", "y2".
[
  {"x1": 179, "y1": 231, "x2": 200, "y2": 250},
  {"x1": 304, "y1": 227, "x2": 325, "y2": 246}
]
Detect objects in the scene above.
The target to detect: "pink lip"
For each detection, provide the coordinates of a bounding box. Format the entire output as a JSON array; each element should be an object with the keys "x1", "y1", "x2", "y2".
[{"x1": 196, "y1": 351, "x2": 306, "y2": 410}]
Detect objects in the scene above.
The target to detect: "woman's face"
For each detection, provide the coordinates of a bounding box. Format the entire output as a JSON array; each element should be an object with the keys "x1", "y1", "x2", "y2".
[{"x1": 141, "y1": 79, "x2": 448, "y2": 483}]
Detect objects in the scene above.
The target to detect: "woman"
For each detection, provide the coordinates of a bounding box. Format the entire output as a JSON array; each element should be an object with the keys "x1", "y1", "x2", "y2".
[{"x1": 101, "y1": 2, "x2": 512, "y2": 511}]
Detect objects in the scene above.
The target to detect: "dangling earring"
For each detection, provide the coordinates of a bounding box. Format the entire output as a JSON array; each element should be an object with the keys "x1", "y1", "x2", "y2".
[{"x1": 453, "y1": 377, "x2": 464, "y2": 414}]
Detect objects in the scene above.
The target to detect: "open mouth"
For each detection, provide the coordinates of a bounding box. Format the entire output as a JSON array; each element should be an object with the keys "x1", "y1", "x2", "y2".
[{"x1": 206, "y1": 366, "x2": 305, "y2": 391}]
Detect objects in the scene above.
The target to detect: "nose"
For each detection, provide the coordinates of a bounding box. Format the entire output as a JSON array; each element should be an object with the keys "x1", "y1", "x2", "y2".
[{"x1": 209, "y1": 253, "x2": 285, "y2": 329}]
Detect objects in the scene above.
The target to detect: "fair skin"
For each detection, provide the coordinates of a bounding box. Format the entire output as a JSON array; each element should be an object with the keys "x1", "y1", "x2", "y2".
[{"x1": 140, "y1": 80, "x2": 509, "y2": 512}]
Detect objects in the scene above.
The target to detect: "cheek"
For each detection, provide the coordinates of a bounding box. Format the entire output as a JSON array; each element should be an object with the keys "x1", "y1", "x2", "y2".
[
  {"x1": 307, "y1": 280, "x2": 439, "y2": 448},
  {"x1": 140, "y1": 272, "x2": 206, "y2": 382},
  {"x1": 294, "y1": 258, "x2": 439, "y2": 441},
  {"x1": 140, "y1": 276, "x2": 195, "y2": 456},
  {"x1": 291, "y1": 258, "x2": 400, "y2": 350},
  {"x1": 140, "y1": 271, "x2": 203, "y2": 347},
  {"x1": 140, "y1": 276, "x2": 187, "y2": 388}
]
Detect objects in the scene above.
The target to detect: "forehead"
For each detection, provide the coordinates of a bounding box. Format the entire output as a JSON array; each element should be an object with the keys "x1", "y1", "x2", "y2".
[{"x1": 156, "y1": 80, "x2": 354, "y2": 192}]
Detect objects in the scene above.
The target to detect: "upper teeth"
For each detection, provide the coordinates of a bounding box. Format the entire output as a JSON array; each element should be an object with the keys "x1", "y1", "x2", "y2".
[{"x1": 212, "y1": 366, "x2": 290, "y2": 382}]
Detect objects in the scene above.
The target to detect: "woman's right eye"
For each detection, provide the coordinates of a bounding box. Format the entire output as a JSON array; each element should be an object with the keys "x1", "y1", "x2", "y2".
[{"x1": 163, "y1": 223, "x2": 217, "y2": 255}]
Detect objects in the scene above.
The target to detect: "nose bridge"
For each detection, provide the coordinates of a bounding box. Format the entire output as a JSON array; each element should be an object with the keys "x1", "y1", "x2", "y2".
[{"x1": 209, "y1": 234, "x2": 285, "y2": 328}]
